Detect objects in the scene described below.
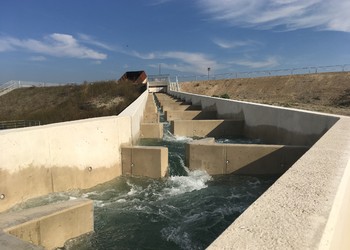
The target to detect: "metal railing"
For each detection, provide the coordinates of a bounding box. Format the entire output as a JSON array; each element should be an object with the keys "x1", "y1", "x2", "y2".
[
  {"x1": 0, "y1": 80, "x2": 67, "y2": 96},
  {"x1": 170, "y1": 64, "x2": 350, "y2": 82},
  {"x1": 0, "y1": 120, "x2": 41, "y2": 130}
]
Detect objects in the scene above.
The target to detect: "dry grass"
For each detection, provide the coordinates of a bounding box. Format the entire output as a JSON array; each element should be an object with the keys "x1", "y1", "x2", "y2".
[
  {"x1": 0, "y1": 80, "x2": 146, "y2": 125},
  {"x1": 180, "y1": 72, "x2": 350, "y2": 116}
]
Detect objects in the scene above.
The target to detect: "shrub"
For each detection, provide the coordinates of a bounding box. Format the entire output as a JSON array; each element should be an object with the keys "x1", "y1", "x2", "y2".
[{"x1": 220, "y1": 93, "x2": 230, "y2": 99}]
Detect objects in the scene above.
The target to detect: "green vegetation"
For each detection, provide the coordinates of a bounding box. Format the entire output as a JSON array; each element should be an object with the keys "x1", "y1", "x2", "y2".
[
  {"x1": 0, "y1": 80, "x2": 146, "y2": 125},
  {"x1": 212, "y1": 93, "x2": 230, "y2": 99}
]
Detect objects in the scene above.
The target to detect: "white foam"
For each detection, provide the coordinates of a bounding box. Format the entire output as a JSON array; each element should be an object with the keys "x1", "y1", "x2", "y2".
[
  {"x1": 173, "y1": 135, "x2": 193, "y2": 142},
  {"x1": 161, "y1": 226, "x2": 194, "y2": 250},
  {"x1": 162, "y1": 125, "x2": 193, "y2": 142},
  {"x1": 126, "y1": 180, "x2": 142, "y2": 196},
  {"x1": 94, "y1": 200, "x2": 105, "y2": 208},
  {"x1": 162, "y1": 169, "x2": 212, "y2": 197},
  {"x1": 116, "y1": 199, "x2": 126, "y2": 203}
]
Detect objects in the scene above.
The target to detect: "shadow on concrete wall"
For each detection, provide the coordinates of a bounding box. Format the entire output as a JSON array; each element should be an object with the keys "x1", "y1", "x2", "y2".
[{"x1": 229, "y1": 146, "x2": 309, "y2": 175}]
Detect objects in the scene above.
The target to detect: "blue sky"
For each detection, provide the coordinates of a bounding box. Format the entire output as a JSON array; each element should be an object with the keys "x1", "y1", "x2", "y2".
[{"x1": 1, "y1": 0, "x2": 350, "y2": 83}]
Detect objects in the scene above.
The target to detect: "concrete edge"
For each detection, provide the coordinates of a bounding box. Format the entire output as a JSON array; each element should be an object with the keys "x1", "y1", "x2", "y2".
[
  {"x1": 0, "y1": 199, "x2": 93, "y2": 250},
  {"x1": 319, "y1": 155, "x2": 350, "y2": 249},
  {"x1": 172, "y1": 90, "x2": 343, "y2": 119}
]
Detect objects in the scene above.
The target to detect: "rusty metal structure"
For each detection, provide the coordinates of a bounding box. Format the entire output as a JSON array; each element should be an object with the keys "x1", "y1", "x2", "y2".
[{"x1": 118, "y1": 71, "x2": 147, "y2": 84}]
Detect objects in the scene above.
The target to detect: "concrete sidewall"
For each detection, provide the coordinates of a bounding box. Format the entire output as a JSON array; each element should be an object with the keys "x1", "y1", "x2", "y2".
[
  {"x1": 167, "y1": 90, "x2": 350, "y2": 249},
  {"x1": 0, "y1": 90, "x2": 149, "y2": 212},
  {"x1": 119, "y1": 90, "x2": 148, "y2": 142},
  {"x1": 169, "y1": 90, "x2": 340, "y2": 145}
]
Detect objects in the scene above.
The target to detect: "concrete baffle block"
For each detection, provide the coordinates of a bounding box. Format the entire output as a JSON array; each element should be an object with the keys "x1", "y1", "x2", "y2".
[
  {"x1": 143, "y1": 112, "x2": 159, "y2": 123},
  {"x1": 164, "y1": 110, "x2": 217, "y2": 121},
  {"x1": 171, "y1": 120, "x2": 244, "y2": 138},
  {"x1": 121, "y1": 146, "x2": 168, "y2": 178},
  {"x1": 0, "y1": 199, "x2": 93, "y2": 250},
  {"x1": 140, "y1": 123, "x2": 163, "y2": 139},
  {"x1": 162, "y1": 104, "x2": 201, "y2": 112},
  {"x1": 186, "y1": 142, "x2": 308, "y2": 175}
]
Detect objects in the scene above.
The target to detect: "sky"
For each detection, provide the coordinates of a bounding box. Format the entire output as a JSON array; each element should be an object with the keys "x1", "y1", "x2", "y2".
[{"x1": 1, "y1": 0, "x2": 350, "y2": 83}]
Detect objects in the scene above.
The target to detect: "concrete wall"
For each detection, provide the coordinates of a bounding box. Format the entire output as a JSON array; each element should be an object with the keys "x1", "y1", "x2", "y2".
[
  {"x1": 0, "y1": 91, "x2": 149, "y2": 212},
  {"x1": 119, "y1": 90, "x2": 148, "y2": 143},
  {"x1": 207, "y1": 117, "x2": 350, "y2": 249},
  {"x1": 186, "y1": 143, "x2": 309, "y2": 175},
  {"x1": 168, "y1": 90, "x2": 350, "y2": 249},
  {"x1": 169, "y1": 91, "x2": 339, "y2": 145},
  {"x1": 171, "y1": 88, "x2": 350, "y2": 249},
  {"x1": 319, "y1": 147, "x2": 350, "y2": 250}
]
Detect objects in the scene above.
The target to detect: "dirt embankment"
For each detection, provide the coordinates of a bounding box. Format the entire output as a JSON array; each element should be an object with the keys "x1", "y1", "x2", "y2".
[
  {"x1": 180, "y1": 72, "x2": 350, "y2": 116},
  {"x1": 0, "y1": 80, "x2": 146, "y2": 125}
]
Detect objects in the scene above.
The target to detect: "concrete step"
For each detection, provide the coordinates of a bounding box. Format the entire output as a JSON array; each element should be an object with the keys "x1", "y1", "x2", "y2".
[
  {"x1": 162, "y1": 104, "x2": 202, "y2": 111},
  {"x1": 171, "y1": 119, "x2": 244, "y2": 137},
  {"x1": 143, "y1": 112, "x2": 159, "y2": 123},
  {"x1": 165, "y1": 110, "x2": 217, "y2": 121},
  {"x1": 140, "y1": 123, "x2": 163, "y2": 139}
]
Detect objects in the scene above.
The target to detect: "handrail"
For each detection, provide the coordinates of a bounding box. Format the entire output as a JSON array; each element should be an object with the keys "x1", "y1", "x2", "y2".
[
  {"x1": 0, "y1": 80, "x2": 67, "y2": 96},
  {"x1": 171, "y1": 63, "x2": 350, "y2": 82},
  {"x1": 0, "y1": 120, "x2": 41, "y2": 130}
]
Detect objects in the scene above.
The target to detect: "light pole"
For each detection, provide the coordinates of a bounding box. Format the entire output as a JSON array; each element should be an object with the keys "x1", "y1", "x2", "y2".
[{"x1": 207, "y1": 67, "x2": 211, "y2": 80}]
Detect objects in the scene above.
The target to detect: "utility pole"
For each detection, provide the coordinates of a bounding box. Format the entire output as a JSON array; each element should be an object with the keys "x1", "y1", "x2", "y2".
[{"x1": 207, "y1": 67, "x2": 211, "y2": 80}]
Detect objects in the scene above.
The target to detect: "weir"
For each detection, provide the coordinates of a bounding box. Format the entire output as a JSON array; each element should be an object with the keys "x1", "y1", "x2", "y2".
[{"x1": 0, "y1": 78, "x2": 349, "y2": 249}]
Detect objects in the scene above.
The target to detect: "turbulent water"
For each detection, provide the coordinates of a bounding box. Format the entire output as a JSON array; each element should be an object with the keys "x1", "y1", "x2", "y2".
[
  {"x1": 10, "y1": 108, "x2": 278, "y2": 250},
  {"x1": 64, "y1": 171, "x2": 275, "y2": 250}
]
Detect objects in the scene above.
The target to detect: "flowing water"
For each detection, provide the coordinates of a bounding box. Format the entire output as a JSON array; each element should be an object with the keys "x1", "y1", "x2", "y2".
[{"x1": 10, "y1": 106, "x2": 278, "y2": 250}]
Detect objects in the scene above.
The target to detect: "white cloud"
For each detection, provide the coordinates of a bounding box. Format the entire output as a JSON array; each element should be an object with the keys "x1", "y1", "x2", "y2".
[
  {"x1": 131, "y1": 51, "x2": 156, "y2": 59},
  {"x1": 163, "y1": 51, "x2": 217, "y2": 68},
  {"x1": 91, "y1": 60, "x2": 102, "y2": 65},
  {"x1": 198, "y1": 0, "x2": 350, "y2": 32},
  {"x1": 213, "y1": 38, "x2": 257, "y2": 49},
  {"x1": 29, "y1": 56, "x2": 47, "y2": 61},
  {"x1": 0, "y1": 33, "x2": 107, "y2": 60},
  {"x1": 231, "y1": 57, "x2": 279, "y2": 68},
  {"x1": 133, "y1": 50, "x2": 221, "y2": 74},
  {"x1": 0, "y1": 38, "x2": 15, "y2": 52},
  {"x1": 78, "y1": 33, "x2": 115, "y2": 51},
  {"x1": 149, "y1": 0, "x2": 173, "y2": 5}
]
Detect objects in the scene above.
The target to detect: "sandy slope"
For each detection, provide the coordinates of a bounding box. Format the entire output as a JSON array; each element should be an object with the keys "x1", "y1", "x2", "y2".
[{"x1": 179, "y1": 72, "x2": 350, "y2": 116}]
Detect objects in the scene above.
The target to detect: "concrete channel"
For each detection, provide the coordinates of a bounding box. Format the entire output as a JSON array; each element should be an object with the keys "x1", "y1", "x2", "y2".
[
  {"x1": 154, "y1": 92, "x2": 309, "y2": 176},
  {"x1": 0, "y1": 84, "x2": 349, "y2": 249},
  {"x1": 167, "y1": 89, "x2": 350, "y2": 249}
]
